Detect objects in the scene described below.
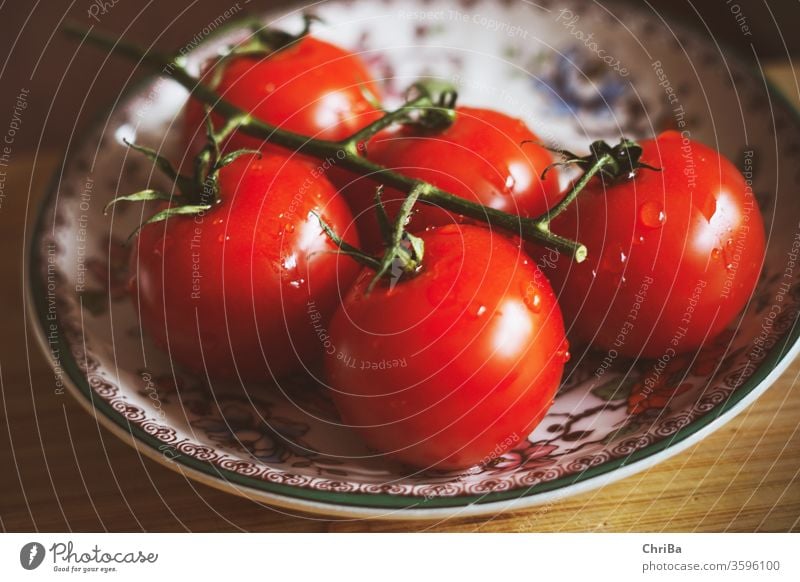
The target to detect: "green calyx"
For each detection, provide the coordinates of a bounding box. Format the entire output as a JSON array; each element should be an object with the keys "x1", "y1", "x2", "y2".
[
  {"x1": 542, "y1": 138, "x2": 661, "y2": 184},
  {"x1": 313, "y1": 185, "x2": 427, "y2": 293},
  {"x1": 368, "y1": 185, "x2": 426, "y2": 291},
  {"x1": 105, "y1": 114, "x2": 260, "y2": 240},
  {"x1": 401, "y1": 80, "x2": 459, "y2": 132}
]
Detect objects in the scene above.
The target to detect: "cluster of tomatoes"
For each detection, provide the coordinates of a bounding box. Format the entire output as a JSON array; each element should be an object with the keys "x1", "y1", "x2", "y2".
[{"x1": 125, "y1": 28, "x2": 765, "y2": 470}]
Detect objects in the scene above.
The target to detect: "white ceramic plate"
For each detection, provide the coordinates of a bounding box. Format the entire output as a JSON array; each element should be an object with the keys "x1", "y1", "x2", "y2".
[{"x1": 28, "y1": 0, "x2": 800, "y2": 519}]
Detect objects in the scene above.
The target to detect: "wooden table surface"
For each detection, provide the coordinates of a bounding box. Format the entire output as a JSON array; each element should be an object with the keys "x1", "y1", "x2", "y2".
[{"x1": 1, "y1": 66, "x2": 799, "y2": 533}]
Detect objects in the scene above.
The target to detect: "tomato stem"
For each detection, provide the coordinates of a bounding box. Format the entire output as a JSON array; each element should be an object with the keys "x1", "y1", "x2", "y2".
[
  {"x1": 528, "y1": 138, "x2": 662, "y2": 257},
  {"x1": 338, "y1": 94, "x2": 428, "y2": 155},
  {"x1": 367, "y1": 183, "x2": 427, "y2": 291},
  {"x1": 339, "y1": 81, "x2": 459, "y2": 154},
  {"x1": 64, "y1": 22, "x2": 597, "y2": 262},
  {"x1": 311, "y1": 211, "x2": 382, "y2": 270},
  {"x1": 540, "y1": 152, "x2": 613, "y2": 223}
]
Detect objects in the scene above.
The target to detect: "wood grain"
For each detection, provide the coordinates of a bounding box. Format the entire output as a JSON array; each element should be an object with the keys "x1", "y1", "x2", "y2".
[{"x1": 1, "y1": 66, "x2": 798, "y2": 533}]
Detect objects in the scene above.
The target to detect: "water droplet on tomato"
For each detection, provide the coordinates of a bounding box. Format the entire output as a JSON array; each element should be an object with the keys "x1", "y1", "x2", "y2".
[
  {"x1": 524, "y1": 291, "x2": 542, "y2": 313},
  {"x1": 284, "y1": 223, "x2": 295, "y2": 233},
  {"x1": 711, "y1": 248, "x2": 721, "y2": 260},
  {"x1": 437, "y1": 224, "x2": 460, "y2": 236},
  {"x1": 212, "y1": 217, "x2": 223, "y2": 226},
  {"x1": 639, "y1": 201, "x2": 666, "y2": 228},
  {"x1": 472, "y1": 304, "x2": 487, "y2": 318},
  {"x1": 504, "y1": 175, "x2": 516, "y2": 194},
  {"x1": 217, "y1": 234, "x2": 230, "y2": 243},
  {"x1": 289, "y1": 278, "x2": 305, "y2": 289},
  {"x1": 601, "y1": 245, "x2": 627, "y2": 274},
  {"x1": 520, "y1": 279, "x2": 543, "y2": 313},
  {"x1": 722, "y1": 238, "x2": 736, "y2": 266},
  {"x1": 557, "y1": 340, "x2": 571, "y2": 363}
]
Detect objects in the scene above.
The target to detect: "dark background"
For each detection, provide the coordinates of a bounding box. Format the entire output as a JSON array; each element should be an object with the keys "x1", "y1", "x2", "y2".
[{"x1": 0, "y1": 0, "x2": 797, "y2": 155}]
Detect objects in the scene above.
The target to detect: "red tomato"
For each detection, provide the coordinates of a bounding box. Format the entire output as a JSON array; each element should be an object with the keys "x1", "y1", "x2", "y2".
[
  {"x1": 536, "y1": 131, "x2": 765, "y2": 358},
  {"x1": 324, "y1": 225, "x2": 568, "y2": 470},
  {"x1": 341, "y1": 107, "x2": 561, "y2": 250},
  {"x1": 184, "y1": 36, "x2": 382, "y2": 153},
  {"x1": 130, "y1": 154, "x2": 360, "y2": 381}
]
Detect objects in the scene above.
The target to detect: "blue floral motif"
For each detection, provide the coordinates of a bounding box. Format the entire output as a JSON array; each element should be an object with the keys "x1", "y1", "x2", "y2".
[
  {"x1": 533, "y1": 46, "x2": 649, "y2": 136},
  {"x1": 538, "y1": 48, "x2": 622, "y2": 111}
]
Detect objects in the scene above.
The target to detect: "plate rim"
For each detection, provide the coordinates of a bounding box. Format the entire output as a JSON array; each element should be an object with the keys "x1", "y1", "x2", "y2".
[{"x1": 25, "y1": 4, "x2": 800, "y2": 519}]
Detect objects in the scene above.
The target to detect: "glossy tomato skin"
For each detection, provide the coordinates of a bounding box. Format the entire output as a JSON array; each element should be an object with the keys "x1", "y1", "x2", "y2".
[
  {"x1": 130, "y1": 154, "x2": 360, "y2": 381},
  {"x1": 537, "y1": 131, "x2": 766, "y2": 358},
  {"x1": 184, "y1": 36, "x2": 382, "y2": 153},
  {"x1": 341, "y1": 107, "x2": 561, "y2": 251},
  {"x1": 325, "y1": 225, "x2": 568, "y2": 470}
]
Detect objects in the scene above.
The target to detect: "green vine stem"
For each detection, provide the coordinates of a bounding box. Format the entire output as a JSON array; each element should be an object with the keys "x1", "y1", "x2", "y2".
[
  {"x1": 312, "y1": 184, "x2": 427, "y2": 291},
  {"x1": 63, "y1": 22, "x2": 657, "y2": 263},
  {"x1": 336, "y1": 82, "x2": 457, "y2": 156}
]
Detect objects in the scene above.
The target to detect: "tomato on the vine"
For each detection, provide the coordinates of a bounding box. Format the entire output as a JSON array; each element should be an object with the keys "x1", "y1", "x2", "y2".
[
  {"x1": 324, "y1": 224, "x2": 568, "y2": 470},
  {"x1": 184, "y1": 36, "x2": 382, "y2": 153},
  {"x1": 130, "y1": 153, "x2": 360, "y2": 381},
  {"x1": 536, "y1": 131, "x2": 765, "y2": 359},
  {"x1": 341, "y1": 107, "x2": 561, "y2": 250}
]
